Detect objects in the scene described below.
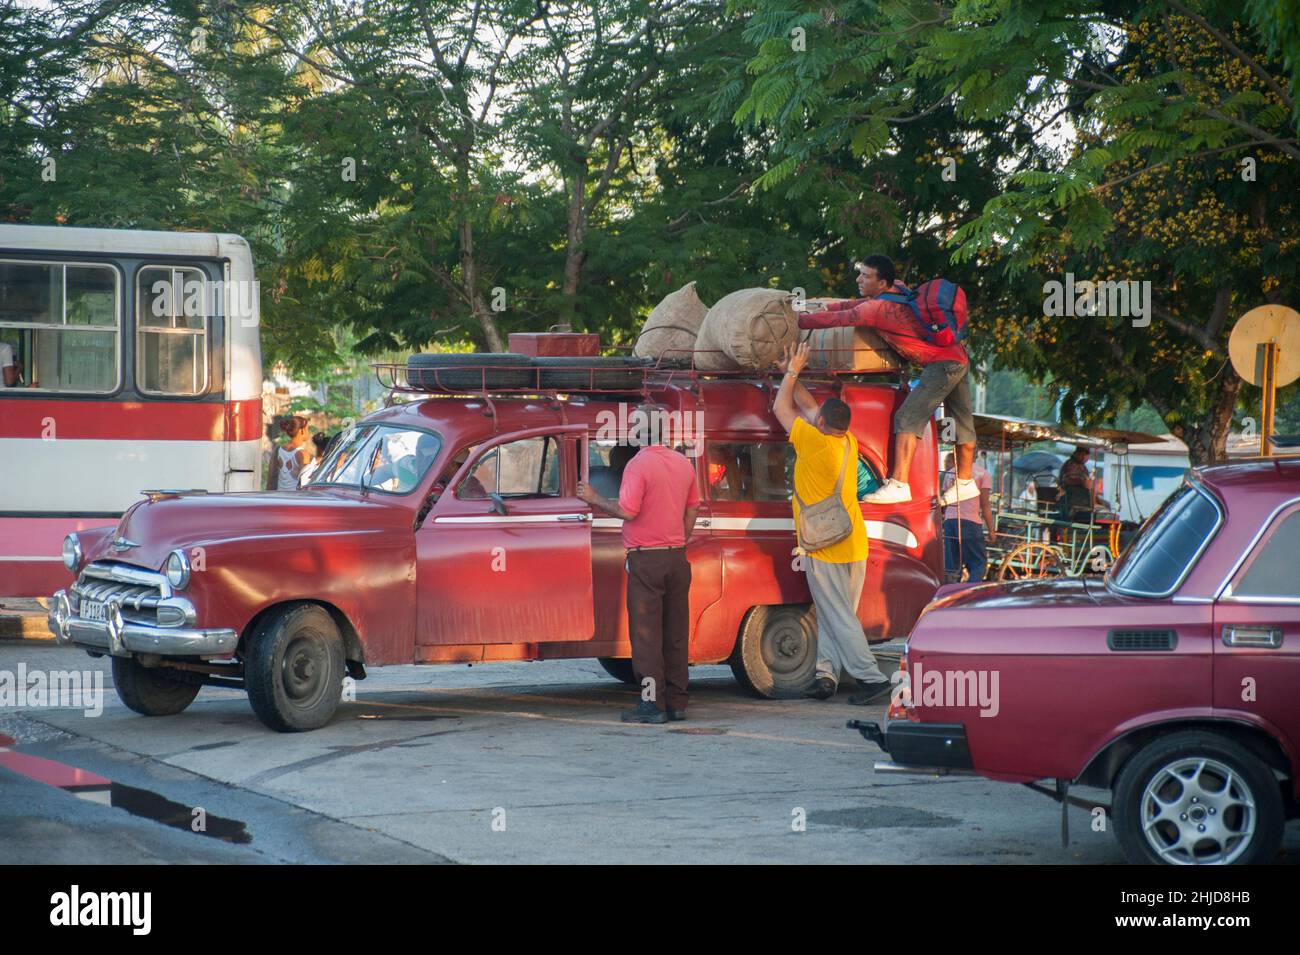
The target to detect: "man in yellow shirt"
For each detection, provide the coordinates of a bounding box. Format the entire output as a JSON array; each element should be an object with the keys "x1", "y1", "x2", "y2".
[{"x1": 774, "y1": 343, "x2": 892, "y2": 705}]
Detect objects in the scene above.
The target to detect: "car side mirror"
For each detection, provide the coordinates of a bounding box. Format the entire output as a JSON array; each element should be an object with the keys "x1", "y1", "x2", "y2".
[{"x1": 489, "y1": 492, "x2": 509, "y2": 516}]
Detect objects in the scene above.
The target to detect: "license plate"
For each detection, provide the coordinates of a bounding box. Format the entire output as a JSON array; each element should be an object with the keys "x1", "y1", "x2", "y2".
[{"x1": 81, "y1": 599, "x2": 107, "y2": 622}]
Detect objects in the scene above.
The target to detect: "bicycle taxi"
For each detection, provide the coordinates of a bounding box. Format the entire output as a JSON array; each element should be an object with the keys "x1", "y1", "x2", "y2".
[{"x1": 967, "y1": 413, "x2": 1163, "y2": 581}]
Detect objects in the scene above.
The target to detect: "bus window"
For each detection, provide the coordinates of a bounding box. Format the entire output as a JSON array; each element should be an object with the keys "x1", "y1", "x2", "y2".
[
  {"x1": 0, "y1": 260, "x2": 119, "y2": 393},
  {"x1": 137, "y1": 265, "x2": 209, "y2": 396}
]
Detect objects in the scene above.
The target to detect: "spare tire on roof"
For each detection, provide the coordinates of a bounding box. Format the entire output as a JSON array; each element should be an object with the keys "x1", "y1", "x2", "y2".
[
  {"x1": 531, "y1": 356, "x2": 653, "y2": 392},
  {"x1": 406, "y1": 352, "x2": 534, "y2": 393}
]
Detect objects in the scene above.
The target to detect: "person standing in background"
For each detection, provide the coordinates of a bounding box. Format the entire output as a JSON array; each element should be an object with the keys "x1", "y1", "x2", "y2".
[
  {"x1": 275, "y1": 416, "x2": 312, "y2": 490},
  {"x1": 941, "y1": 450, "x2": 993, "y2": 583},
  {"x1": 0, "y1": 340, "x2": 22, "y2": 387},
  {"x1": 298, "y1": 431, "x2": 333, "y2": 486}
]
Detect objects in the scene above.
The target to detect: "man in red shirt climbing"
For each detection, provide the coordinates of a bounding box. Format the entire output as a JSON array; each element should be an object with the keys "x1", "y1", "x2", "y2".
[{"x1": 799, "y1": 253, "x2": 979, "y2": 507}]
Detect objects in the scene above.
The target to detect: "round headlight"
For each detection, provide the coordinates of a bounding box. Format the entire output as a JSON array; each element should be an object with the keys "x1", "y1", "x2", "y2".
[
  {"x1": 62, "y1": 534, "x2": 83, "y2": 571},
  {"x1": 165, "y1": 549, "x2": 191, "y2": 590}
]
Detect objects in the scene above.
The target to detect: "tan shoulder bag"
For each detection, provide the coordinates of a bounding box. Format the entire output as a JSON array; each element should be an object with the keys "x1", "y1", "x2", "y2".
[{"x1": 794, "y1": 432, "x2": 855, "y2": 553}]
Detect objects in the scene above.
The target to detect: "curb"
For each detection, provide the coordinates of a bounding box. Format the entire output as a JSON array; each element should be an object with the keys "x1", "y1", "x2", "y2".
[{"x1": 0, "y1": 613, "x2": 54, "y2": 642}]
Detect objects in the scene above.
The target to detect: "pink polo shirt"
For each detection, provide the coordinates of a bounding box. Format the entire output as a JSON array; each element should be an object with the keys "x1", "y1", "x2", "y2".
[{"x1": 618, "y1": 445, "x2": 701, "y2": 548}]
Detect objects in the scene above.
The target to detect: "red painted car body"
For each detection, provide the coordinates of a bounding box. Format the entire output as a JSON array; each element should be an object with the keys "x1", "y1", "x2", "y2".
[
  {"x1": 861, "y1": 458, "x2": 1300, "y2": 864},
  {"x1": 50, "y1": 373, "x2": 944, "y2": 710}
]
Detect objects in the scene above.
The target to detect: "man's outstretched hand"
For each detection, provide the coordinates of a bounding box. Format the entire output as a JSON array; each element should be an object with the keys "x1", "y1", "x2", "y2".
[{"x1": 776, "y1": 341, "x2": 810, "y2": 376}]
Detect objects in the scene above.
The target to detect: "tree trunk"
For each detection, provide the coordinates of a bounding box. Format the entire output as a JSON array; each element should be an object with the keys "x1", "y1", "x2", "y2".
[
  {"x1": 455, "y1": 152, "x2": 504, "y2": 352},
  {"x1": 1176, "y1": 376, "x2": 1240, "y2": 465},
  {"x1": 561, "y1": 165, "x2": 588, "y2": 319}
]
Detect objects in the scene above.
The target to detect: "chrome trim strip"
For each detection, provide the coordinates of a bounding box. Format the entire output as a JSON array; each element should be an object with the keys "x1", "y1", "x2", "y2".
[{"x1": 433, "y1": 513, "x2": 590, "y2": 524}]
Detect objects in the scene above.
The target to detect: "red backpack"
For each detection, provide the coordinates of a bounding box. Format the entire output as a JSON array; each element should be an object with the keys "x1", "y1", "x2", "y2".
[{"x1": 878, "y1": 279, "x2": 969, "y2": 346}]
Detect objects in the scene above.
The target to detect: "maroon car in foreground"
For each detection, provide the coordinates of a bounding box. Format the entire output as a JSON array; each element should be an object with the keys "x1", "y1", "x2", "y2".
[{"x1": 855, "y1": 459, "x2": 1300, "y2": 865}]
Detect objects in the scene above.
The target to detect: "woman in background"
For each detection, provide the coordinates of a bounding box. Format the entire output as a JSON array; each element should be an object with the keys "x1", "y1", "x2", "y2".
[
  {"x1": 275, "y1": 416, "x2": 313, "y2": 490},
  {"x1": 298, "y1": 431, "x2": 333, "y2": 486}
]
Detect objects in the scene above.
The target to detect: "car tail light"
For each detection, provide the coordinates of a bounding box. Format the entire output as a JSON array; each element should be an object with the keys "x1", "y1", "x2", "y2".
[{"x1": 886, "y1": 652, "x2": 917, "y2": 721}]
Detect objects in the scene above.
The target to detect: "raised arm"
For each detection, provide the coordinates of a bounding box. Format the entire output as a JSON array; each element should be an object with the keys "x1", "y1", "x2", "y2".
[{"x1": 774, "y1": 342, "x2": 811, "y2": 434}]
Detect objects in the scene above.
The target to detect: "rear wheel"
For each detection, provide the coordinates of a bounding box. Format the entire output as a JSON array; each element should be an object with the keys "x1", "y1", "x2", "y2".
[
  {"x1": 245, "y1": 604, "x2": 346, "y2": 732},
  {"x1": 728, "y1": 604, "x2": 817, "y2": 699},
  {"x1": 596, "y1": 657, "x2": 637, "y2": 684},
  {"x1": 112, "y1": 657, "x2": 201, "y2": 716},
  {"x1": 1112, "y1": 731, "x2": 1284, "y2": 865}
]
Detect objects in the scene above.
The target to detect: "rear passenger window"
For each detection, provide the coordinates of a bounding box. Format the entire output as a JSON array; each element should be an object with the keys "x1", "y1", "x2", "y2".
[
  {"x1": 587, "y1": 440, "x2": 638, "y2": 499},
  {"x1": 1235, "y1": 511, "x2": 1300, "y2": 598},
  {"x1": 707, "y1": 440, "x2": 881, "y2": 502},
  {"x1": 708, "y1": 442, "x2": 794, "y2": 501}
]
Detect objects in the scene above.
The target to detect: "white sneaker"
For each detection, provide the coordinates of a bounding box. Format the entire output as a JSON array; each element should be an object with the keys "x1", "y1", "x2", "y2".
[
  {"x1": 863, "y1": 479, "x2": 912, "y2": 504},
  {"x1": 939, "y1": 478, "x2": 980, "y2": 506}
]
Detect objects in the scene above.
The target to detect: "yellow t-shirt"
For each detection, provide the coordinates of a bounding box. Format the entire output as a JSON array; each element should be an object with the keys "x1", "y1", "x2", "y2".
[{"x1": 789, "y1": 417, "x2": 869, "y2": 564}]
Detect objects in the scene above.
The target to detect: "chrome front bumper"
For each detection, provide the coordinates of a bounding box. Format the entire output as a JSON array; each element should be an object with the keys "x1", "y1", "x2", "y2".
[{"x1": 49, "y1": 589, "x2": 237, "y2": 658}]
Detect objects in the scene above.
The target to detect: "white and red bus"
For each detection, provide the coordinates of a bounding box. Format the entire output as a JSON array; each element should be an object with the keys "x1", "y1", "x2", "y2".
[{"x1": 0, "y1": 225, "x2": 263, "y2": 597}]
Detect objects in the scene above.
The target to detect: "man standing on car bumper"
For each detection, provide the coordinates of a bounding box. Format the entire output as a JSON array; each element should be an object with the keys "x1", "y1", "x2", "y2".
[{"x1": 578, "y1": 405, "x2": 701, "y2": 724}]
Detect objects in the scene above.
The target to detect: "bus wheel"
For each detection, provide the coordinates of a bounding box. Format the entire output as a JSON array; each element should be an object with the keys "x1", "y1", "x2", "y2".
[
  {"x1": 729, "y1": 604, "x2": 817, "y2": 699},
  {"x1": 596, "y1": 657, "x2": 637, "y2": 684},
  {"x1": 112, "y1": 657, "x2": 201, "y2": 716},
  {"x1": 245, "y1": 604, "x2": 345, "y2": 733}
]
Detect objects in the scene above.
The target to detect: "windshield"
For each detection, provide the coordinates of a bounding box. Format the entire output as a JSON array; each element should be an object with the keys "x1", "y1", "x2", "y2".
[
  {"x1": 309, "y1": 425, "x2": 442, "y2": 495},
  {"x1": 1107, "y1": 481, "x2": 1222, "y2": 597}
]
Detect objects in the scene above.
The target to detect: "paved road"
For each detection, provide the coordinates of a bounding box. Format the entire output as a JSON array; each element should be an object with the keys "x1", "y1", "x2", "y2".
[{"x1": 4, "y1": 642, "x2": 1298, "y2": 864}]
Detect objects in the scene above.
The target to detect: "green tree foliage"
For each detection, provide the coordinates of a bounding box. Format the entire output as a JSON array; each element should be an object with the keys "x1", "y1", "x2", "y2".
[{"x1": 737, "y1": 0, "x2": 1300, "y2": 462}]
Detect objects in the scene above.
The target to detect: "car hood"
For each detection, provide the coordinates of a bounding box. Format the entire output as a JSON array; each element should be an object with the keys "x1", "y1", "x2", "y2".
[{"x1": 88, "y1": 490, "x2": 411, "y2": 572}]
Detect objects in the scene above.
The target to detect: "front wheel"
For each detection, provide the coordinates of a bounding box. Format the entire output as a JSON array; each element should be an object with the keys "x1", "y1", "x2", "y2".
[
  {"x1": 244, "y1": 604, "x2": 346, "y2": 732},
  {"x1": 596, "y1": 657, "x2": 637, "y2": 685},
  {"x1": 112, "y1": 657, "x2": 201, "y2": 716},
  {"x1": 728, "y1": 604, "x2": 817, "y2": 699},
  {"x1": 1112, "y1": 731, "x2": 1284, "y2": 865}
]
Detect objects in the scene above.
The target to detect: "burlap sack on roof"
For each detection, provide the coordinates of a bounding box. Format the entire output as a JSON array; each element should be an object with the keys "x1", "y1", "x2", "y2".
[
  {"x1": 633, "y1": 281, "x2": 708, "y2": 362},
  {"x1": 694, "y1": 288, "x2": 798, "y2": 371}
]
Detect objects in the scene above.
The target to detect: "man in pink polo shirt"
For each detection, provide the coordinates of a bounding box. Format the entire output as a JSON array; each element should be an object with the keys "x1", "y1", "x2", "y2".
[{"x1": 577, "y1": 405, "x2": 701, "y2": 724}]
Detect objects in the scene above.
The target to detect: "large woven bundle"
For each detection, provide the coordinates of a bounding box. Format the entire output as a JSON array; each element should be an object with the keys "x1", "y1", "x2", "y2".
[
  {"x1": 694, "y1": 288, "x2": 798, "y2": 371},
  {"x1": 634, "y1": 282, "x2": 709, "y2": 362}
]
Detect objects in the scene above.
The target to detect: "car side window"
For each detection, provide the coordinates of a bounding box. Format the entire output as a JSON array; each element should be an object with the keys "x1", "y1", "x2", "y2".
[
  {"x1": 706, "y1": 441, "x2": 879, "y2": 502},
  {"x1": 457, "y1": 435, "x2": 561, "y2": 500},
  {"x1": 1234, "y1": 511, "x2": 1300, "y2": 599},
  {"x1": 707, "y1": 442, "x2": 793, "y2": 502},
  {"x1": 587, "y1": 441, "x2": 638, "y2": 499}
]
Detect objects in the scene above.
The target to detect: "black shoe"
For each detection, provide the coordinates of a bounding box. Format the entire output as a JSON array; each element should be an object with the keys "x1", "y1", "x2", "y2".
[
  {"x1": 666, "y1": 708, "x2": 687, "y2": 722},
  {"x1": 621, "y1": 700, "x2": 668, "y2": 724},
  {"x1": 804, "y1": 677, "x2": 836, "y2": 700},
  {"x1": 847, "y1": 680, "x2": 893, "y2": 706}
]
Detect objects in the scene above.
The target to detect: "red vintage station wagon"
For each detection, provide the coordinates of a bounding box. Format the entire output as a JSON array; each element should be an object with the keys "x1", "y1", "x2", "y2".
[
  {"x1": 855, "y1": 459, "x2": 1300, "y2": 865},
  {"x1": 49, "y1": 342, "x2": 943, "y2": 731}
]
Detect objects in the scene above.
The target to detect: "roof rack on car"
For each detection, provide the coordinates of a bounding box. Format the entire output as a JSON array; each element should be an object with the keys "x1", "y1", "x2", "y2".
[{"x1": 373, "y1": 345, "x2": 900, "y2": 401}]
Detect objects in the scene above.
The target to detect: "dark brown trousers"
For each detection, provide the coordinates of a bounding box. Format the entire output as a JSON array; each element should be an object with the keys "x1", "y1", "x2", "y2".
[{"x1": 626, "y1": 548, "x2": 692, "y2": 711}]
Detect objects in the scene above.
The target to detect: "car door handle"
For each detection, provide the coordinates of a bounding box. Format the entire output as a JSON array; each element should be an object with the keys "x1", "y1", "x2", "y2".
[
  {"x1": 558, "y1": 514, "x2": 590, "y2": 522},
  {"x1": 1222, "y1": 625, "x2": 1283, "y2": 648}
]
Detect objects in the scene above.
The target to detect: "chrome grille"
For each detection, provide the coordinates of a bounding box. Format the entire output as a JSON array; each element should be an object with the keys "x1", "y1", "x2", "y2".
[{"x1": 72, "y1": 562, "x2": 166, "y2": 624}]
